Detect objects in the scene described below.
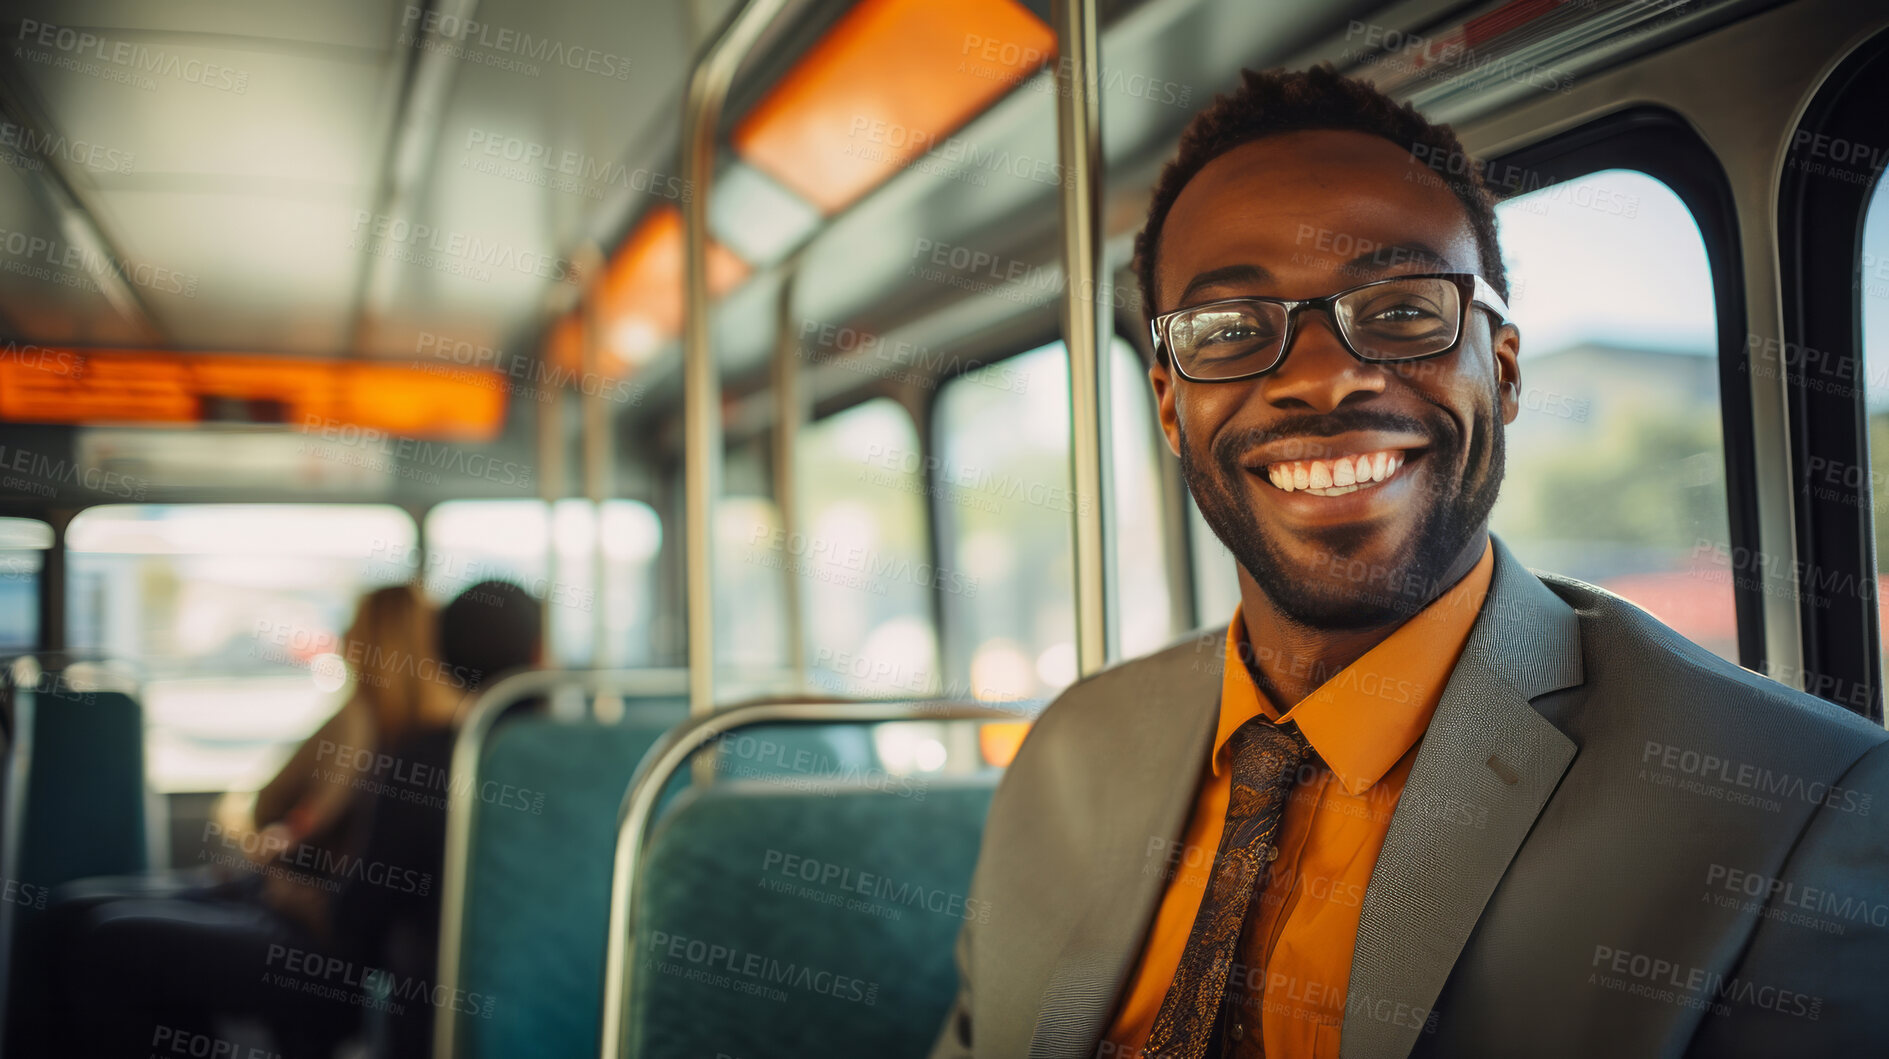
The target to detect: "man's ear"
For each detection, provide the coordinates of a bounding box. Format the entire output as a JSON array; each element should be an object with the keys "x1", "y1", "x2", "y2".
[
  {"x1": 1150, "y1": 356, "x2": 1183, "y2": 457},
  {"x1": 1494, "y1": 322, "x2": 1522, "y2": 426}
]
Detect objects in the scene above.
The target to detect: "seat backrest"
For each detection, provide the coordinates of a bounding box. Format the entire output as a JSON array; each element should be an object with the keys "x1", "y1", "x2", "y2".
[
  {"x1": 626, "y1": 774, "x2": 998, "y2": 1058},
  {"x1": 15, "y1": 687, "x2": 148, "y2": 886},
  {"x1": 3, "y1": 685, "x2": 147, "y2": 1054},
  {"x1": 450, "y1": 703, "x2": 684, "y2": 1059}
]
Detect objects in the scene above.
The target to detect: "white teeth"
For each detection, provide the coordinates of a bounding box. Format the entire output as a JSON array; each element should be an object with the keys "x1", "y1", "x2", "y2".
[{"x1": 1261, "y1": 449, "x2": 1410, "y2": 495}]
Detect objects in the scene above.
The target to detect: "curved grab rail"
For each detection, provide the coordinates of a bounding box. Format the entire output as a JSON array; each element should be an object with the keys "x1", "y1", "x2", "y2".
[
  {"x1": 597, "y1": 696, "x2": 1017, "y2": 1059},
  {"x1": 433, "y1": 667, "x2": 688, "y2": 1059}
]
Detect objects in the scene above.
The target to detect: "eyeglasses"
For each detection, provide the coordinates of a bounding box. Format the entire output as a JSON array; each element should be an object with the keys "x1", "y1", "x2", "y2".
[{"x1": 1149, "y1": 272, "x2": 1511, "y2": 383}]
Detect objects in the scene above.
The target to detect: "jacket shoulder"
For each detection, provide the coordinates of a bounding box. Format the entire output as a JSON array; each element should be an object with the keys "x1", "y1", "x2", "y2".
[{"x1": 1533, "y1": 569, "x2": 1886, "y2": 754}]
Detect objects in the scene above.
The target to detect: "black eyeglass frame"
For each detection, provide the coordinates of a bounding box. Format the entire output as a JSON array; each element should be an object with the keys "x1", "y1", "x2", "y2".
[{"x1": 1148, "y1": 271, "x2": 1513, "y2": 383}]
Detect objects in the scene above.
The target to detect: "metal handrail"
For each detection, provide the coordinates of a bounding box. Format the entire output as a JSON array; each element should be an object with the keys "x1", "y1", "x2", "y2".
[
  {"x1": 681, "y1": 0, "x2": 792, "y2": 726},
  {"x1": 432, "y1": 667, "x2": 688, "y2": 1059},
  {"x1": 597, "y1": 696, "x2": 1015, "y2": 1059},
  {"x1": 1053, "y1": 0, "x2": 1114, "y2": 678}
]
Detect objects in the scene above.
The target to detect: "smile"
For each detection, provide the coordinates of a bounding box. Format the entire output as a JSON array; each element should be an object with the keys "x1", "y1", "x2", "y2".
[{"x1": 1262, "y1": 449, "x2": 1410, "y2": 496}]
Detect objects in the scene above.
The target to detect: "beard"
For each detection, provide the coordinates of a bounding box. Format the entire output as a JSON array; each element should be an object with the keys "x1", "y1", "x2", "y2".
[{"x1": 1180, "y1": 399, "x2": 1504, "y2": 631}]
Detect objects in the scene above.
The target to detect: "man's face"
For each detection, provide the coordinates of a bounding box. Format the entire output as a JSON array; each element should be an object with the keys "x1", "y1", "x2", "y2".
[{"x1": 1150, "y1": 130, "x2": 1522, "y2": 630}]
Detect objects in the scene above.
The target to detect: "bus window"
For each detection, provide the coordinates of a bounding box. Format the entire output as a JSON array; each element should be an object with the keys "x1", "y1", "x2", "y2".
[
  {"x1": 423, "y1": 499, "x2": 663, "y2": 668},
  {"x1": 796, "y1": 398, "x2": 940, "y2": 696},
  {"x1": 1489, "y1": 169, "x2": 1735, "y2": 661},
  {"x1": 1860, "y1": 175, "x2": 1889, "y2": 680},
  {"x1": 934, "y1": 338, "x2": 1172, "y2": 699},
  {"x1": 64, "y1": 505, "x2": 418, "y2": 793},
  {"x1": 0, "y1": 518, "x2": 51, "y2": 653}
]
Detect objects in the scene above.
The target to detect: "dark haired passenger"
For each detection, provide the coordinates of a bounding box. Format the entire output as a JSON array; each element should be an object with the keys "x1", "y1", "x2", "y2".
[
  {"x1": 35, "y1": 585, "x2": 452, "y2": 1058},
  {"x1": 932, "y1": 66, "x2": 1887, "y2": 1058},
  {"x1": 334, "y1": 579, "x2": 543, "y2": 1058}
]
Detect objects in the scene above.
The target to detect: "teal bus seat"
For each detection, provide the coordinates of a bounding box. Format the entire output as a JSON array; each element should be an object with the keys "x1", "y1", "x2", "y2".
[
  {"x1": 450, "y1": 702, "x2": 684, "y2": 1059},
  {"x1": 4, "y1": 685, "x2": 148, "y2": 1056},
  {"x1": 710, "y1": 721, "x2": 879, "y2": 784},
  {"x1": 626, "y1": 775, "x2": 998, "y2": 1059},
  {"x1": 16, "y1": 687, "x2": 148, "y2": 887}
]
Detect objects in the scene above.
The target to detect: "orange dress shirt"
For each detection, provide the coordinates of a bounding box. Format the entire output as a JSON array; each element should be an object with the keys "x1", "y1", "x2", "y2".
[{"x1": 1103, "y1": 539, "x2": 1494, "y2": 1059}]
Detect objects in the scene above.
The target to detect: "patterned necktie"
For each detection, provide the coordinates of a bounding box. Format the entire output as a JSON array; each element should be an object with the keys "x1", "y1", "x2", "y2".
[{"x1": 1144, "y1": 716, "x2": 1312, "y2": 1059}]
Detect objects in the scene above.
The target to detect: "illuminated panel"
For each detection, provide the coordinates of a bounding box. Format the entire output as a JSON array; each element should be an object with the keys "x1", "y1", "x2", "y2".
[
  {"x1": 596, "y1": 206, "x2": 749, "y2": 372},
  {"x1": 732, "y1": 0, "x2": 1054, "y2": 213},
  {"x1": 0, "y1": 351, "x2": 507, "y2": 440},
  {"x1": 979, "y1": 721, "x2": 1031, "y2": 768}
]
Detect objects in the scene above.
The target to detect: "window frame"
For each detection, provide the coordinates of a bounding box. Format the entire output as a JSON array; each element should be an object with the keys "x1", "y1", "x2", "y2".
[
  {"x1": 1484, "y1": 106, "x2": 1763, "y2": 674},
  {"x1": 920, "y1": 329, "x2": 1180, "y2": 681},
  {"x1": 1777, "y1": 29, "x2": 1889, "y2": 724}
]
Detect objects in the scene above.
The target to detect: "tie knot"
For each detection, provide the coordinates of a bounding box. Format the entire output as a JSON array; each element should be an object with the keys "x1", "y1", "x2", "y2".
[{"x1": 1226, "y1": 718, "x2": 1312, "y2": 799}]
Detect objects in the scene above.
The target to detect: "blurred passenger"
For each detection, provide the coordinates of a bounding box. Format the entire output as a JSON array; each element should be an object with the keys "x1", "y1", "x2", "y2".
[
  {"x1": 334, "y1": 579, "x2": 544, "y2": 1059},
  {"x1": 37, "y1": 584, "x2": 451, "y2": 1059}
]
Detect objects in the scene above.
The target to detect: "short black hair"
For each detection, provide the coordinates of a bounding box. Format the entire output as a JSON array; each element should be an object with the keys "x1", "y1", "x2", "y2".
[
  {"x1": 439, "y1": 579, "x2": 543, "y2": 688},
  {"x1": 1133, "y1": 63, "x2": 1508, "y2": 344}
]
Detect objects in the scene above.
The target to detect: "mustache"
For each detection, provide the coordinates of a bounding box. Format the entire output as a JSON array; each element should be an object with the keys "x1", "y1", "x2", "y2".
[{"x1": 1210, "y1": 408, "x2": 1441, "y2": 467}]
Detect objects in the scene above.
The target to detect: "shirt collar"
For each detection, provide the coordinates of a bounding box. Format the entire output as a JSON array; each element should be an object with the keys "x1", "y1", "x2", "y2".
[{"x1": 1213, "y1": 538, "x2": 1495, "y2": 795}]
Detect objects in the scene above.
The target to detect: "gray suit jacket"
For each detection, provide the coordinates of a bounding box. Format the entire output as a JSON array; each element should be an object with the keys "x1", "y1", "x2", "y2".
[{"x1": 930, "y1": 537, "x2": 1889, "y2": 1058}]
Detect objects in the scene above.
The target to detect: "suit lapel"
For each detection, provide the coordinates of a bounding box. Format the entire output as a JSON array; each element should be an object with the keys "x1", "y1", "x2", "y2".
[
  {"x1": 1341, "y1": 538, "x2": 1584, "y2": 1059},
  {"x1": 1026, "y1": 633, "x2": 1225, "y2": 1059}
]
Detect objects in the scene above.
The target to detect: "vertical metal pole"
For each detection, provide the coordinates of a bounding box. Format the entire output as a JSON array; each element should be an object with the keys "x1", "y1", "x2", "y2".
[
  {"x1": 580, "y1": 249, "x2": 611, "y2": 669},
  {"x1": 601, "y1": 3, "x2": 789, "y2": 1055},
  {"x1": 1053, "y1": 0, "x2": 1114, "y2": 677},
  {"x1": 771, "y1": 273, "x2": 807, "y2": 693},
  {"x1": 536, "y1": 351, "x2": 567, "y2": 667},
  {"x1": 679, "y1": 0, "x2": 788, "y2": 722}
]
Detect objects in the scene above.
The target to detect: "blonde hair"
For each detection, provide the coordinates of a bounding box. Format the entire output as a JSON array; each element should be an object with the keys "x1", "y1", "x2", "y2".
[{"x1": 340, "y1": 584, "x2": 452, "y2": 744}]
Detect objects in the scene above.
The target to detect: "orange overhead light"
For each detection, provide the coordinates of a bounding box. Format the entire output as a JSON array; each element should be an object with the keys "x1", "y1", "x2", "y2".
[
  {"x1": 732, "y1": 0, "x2": 1054, "y2": 214},
  {"x1": 596, "y1": 205, "x2": 749, "y2": 372},
  {"x1": 978, "y1": 721, "x2": 1032, "y2": 768},
  {"x1": 0, "y1": 350, "x2": 507, "y2": 440}
]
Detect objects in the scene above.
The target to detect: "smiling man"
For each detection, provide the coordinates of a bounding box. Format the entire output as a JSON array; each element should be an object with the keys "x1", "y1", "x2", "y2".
[{"x1": 931, "y1": 66, "x2": 1888, "y2": 1059}]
